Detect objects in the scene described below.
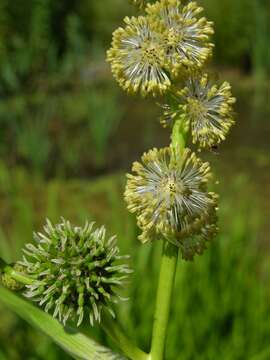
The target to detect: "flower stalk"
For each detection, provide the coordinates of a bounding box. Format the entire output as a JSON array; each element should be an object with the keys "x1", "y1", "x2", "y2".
[
  {"x1": 171, "y1": 118, "x2": 188, "y2": 153},
  {"x1": 150, "y1": 240, "x2": 178, "y2": 360},
  {"x1": 102, "y1": 312, "x2": 149, "y2": 360},
  {"x1": 149, "y1": 117, "x2": 185, "y2": 360}
]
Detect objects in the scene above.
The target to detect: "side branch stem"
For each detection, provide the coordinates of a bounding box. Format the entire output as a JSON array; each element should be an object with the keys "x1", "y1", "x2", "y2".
[{"x1": 102, "y1": 313, "x2": 149, "y2": 360}]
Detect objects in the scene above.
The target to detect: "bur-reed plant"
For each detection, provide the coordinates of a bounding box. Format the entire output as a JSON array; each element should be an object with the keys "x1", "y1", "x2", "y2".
[{"x1": 0, "y1": 1, "x2": 246, "y2": 359}]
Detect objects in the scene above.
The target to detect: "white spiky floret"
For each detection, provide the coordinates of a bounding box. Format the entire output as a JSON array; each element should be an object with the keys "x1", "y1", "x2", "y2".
[
  {"x1": 107, "y1": 15, "x2": 171, "y2": 96},
  {"x1": 178, "y1": 74, "x2": 236, "y2": 148},
  {"x1": 125, "y1": 147, "x2": 218, "y2": 258},
  {"x1": 146, "y1": 0, "x2": 214, "y2": 76}
]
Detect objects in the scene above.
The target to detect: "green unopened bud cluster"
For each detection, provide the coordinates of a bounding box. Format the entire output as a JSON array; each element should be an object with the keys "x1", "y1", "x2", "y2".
[{"x1": 17, "y1": 219, "x2": 131, "y2": 326}]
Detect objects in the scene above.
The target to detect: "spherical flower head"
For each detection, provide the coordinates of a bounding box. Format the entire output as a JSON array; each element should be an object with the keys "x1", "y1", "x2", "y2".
[
  {"x1": 179, "y1": 74, "x2": 236, "y2": 148},
  {"x1": 107, "y1": 16, "x2": 171, "y2": 97},
  {"x1": 18, "y1": 219, "x2": 131, "y2": 327},
  {"x1": 146, "y1": 0, "x2": 214, "y2": 76},
  {"x1": 125, "y1": 147, "x2": 218, "y2": 258}
]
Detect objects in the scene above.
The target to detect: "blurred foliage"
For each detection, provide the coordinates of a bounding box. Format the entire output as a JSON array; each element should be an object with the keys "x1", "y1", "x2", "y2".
[
  {"x1": 0, "y1": 168, "x2": 269, "y2": 359},
  {"x1": 202, "y1": 0, "x2": 270, "y2": 72},
  {"x1": 0, "y1": 1, "x2": 269, "y2": 359},
  {"x1": 0, "y1": 83, "x2": 124, "y2": 175},
  {"x1": 201, "y1": 0, "x2": 270, "y2": 98},
  {"x1": 0, "y1": 0, "x2": 129, "y2": 176},
  {"x1": 0, "y1": 0, "x2": 268, "y2": 90},
  {"x1": 0, "y1": 0, "x2": 268, "y2": 177}
]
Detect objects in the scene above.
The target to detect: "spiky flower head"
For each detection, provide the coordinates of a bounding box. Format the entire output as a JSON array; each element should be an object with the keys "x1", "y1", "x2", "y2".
[
  {"x1": 178, "y1": 74, "x2": 236, "y2": 148},
  {"x1": 146, "y1": 0, "x2": 214, "y2": 76},
  {"x1": 107, "y1": 16, "x2": 171, "y2": 96},
  {"x1": 125, "y1": 147, "x2": 218, "y2": 259},
  {"x1": 18, "y1": 219, "x2": 131, "y2": 327}
]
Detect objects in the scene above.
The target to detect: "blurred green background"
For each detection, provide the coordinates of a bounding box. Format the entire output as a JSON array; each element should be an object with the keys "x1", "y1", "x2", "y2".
[{"x1": 0, "y1": 0, "x2": 270, "y2": 359}]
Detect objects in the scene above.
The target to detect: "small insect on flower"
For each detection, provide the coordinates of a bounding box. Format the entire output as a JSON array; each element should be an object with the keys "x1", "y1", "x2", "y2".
[
  {"x1": 18, "y1": 219, "x2": 132, "y2": 327},
  {"x1": 146, "y1": 0, "x2": 214, "y2": 77},
  {"x1": 178, "y1": 73, "x2": 236, "y2": 148},
  {"x1": 125, "y1": 146, "x2": 218, "y2": 258},
  {"x1": 107, "y1": 16, "x2": 171, "y2": 96}
]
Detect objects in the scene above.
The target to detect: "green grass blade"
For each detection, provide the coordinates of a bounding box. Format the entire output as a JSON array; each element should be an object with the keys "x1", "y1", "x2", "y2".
[
  {"x1": 0, "y1": 226, "x2": 12, "y2": 262},
  {"x1": 251, "y1": 348, "x2": 270, "y2": 360},
  {"x1": 0, "y1": 286, "x2": 124, "y2": 360}
]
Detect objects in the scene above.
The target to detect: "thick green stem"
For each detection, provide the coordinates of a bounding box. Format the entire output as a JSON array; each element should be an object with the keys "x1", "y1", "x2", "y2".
[
  {"x1": 171, "y1": 118, "x2": 188, "y2": 153},
  {"x1": 148, "y1": 116, "x2": 185, "y2": 359},
  {"x1": 150, "y1": 241, "x2": 178, "y2": 360},
  {"x1": 102, "y1": 312, "x2": 149, "y2": 360}
]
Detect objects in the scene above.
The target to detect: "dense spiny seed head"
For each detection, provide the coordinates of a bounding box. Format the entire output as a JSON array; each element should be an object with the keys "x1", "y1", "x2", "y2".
[
  {"x1": 18, "y1": 219, "x2": 131, "y2": 327},
  {"x1": 146, "y1": 0, "x2": 214, "y2": 77},
  {"x1": 107, "y1": 16, "x2": 171, "y2": 97},
  {"x1": 178, "y1": 74, "x2": 236, "y2": 148},
  {"x1": 125, "y1": 147, "x2": 218, "y2": 259}
]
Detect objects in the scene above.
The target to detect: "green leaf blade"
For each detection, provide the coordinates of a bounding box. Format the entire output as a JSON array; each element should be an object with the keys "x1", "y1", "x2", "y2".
[{"x1": 0, "y1": 286, "x2": 124, "y2": 360}]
